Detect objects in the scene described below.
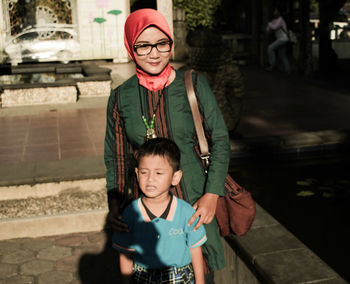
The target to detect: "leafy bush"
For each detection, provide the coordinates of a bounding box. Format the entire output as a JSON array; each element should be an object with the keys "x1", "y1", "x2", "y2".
[{"x1": 173, "y1": 0, "x2": 221, "y2": 31}]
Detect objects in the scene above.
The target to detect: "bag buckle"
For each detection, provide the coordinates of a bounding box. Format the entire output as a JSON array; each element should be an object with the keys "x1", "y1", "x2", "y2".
[{"x1": 200, "y1": 154, "x2": 210, "y2": 173}]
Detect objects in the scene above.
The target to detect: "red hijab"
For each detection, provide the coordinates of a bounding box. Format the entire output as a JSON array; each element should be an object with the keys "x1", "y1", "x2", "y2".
[{"x1": 124, "y1": 8, "x2": 173, "y2": 92}]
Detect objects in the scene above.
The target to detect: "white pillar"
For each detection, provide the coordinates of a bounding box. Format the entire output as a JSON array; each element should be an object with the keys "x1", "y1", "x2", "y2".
[
  {"x1": 157, "y1": 0, "x2": 173, "y2": 38},
  {"x1": 157, "y1": 0, "x2": 174, "y2": 59},
  {"x1": 0, "y1": 0, "x2": 6, "y2": 62}
]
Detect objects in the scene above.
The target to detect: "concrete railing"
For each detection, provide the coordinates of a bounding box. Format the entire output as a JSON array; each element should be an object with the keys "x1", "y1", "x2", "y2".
[{"x1": 215, "y1": 204, "x2": 348, "y2": 284}]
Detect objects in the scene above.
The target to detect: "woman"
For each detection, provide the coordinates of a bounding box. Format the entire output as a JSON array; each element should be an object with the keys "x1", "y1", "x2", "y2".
[
  {"x1": 266, "y1": 7, "x2": 291, "y2": 73},
  {"x1": 104, "y1": 8, "x2": 230, "y2": 282}
]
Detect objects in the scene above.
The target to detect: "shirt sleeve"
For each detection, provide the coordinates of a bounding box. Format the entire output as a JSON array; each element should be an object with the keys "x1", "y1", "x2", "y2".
[
  {"x1": 184, "y1": 203, "x2": 207, "y2": 248},
  {"x1": 267, "y1": 17, "x2": 284, "y2": 31},
  {"x1": 186, "y1": 217, "x2": 207, "y2": 249},
  {"x1": 104, "y1": 88, "x2": 132, "y2": 201},
  {"x1": 194, "y1": 73, "x2": 230, "y2": 197}
]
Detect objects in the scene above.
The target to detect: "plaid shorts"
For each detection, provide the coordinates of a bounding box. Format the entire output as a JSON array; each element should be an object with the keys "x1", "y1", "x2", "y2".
[{"x1": 133, "y1": 263, "x2": 195, "y2": 284}]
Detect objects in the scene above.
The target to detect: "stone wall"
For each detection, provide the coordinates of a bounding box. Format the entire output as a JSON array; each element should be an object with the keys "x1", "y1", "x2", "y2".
[
  {"x1": 0, "y1": 63, "x2": 112, "y2": 107},
  {"x1": 1, "y1": 86, "x2": 77, "y2": 107},
  {"x1": 173, "y1": 8, "x2": 188, "y2": 61},
  {"x1": 77, "y1": 80, "x2": 111, "y2": 97}
]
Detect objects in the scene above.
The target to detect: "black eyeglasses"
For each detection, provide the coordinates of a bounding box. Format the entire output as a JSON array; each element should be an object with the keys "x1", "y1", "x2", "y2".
[{"x1": 133, "y1": 40, "x2": 173, "y2": 56}]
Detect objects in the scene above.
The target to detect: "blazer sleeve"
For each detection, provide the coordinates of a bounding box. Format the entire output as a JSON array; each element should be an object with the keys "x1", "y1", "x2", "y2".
[
  {"x1": 194, "y1": 73, "x2": 230, "y2": 196},
  {"x1": 104, "y1": 87, "x2": 132, "y2": 201},
  {"x1": 112, "y1": 204, "x2": 137, "y2": 253}
]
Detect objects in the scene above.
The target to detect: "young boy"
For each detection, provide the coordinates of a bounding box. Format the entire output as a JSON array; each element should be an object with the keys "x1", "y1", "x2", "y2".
[{"x1": 112, "y1": 138, "x2": 207, "y2": 284}]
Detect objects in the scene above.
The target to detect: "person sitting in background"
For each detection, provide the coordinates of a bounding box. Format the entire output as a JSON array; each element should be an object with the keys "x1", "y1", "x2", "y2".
[{"x1": 266, "y1": 7, "x2": 291, "y2": 74}]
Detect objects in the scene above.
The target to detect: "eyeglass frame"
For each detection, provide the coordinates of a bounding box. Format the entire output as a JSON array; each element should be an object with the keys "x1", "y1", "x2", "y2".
[{"x1": 133, "y1": 40, "x2": 173, "y2": 56}]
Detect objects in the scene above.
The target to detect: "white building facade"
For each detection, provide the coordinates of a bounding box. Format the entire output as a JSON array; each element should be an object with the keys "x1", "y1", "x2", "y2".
[{"x1": 0, "y1": 0, "x2": 176, "y2": 64}]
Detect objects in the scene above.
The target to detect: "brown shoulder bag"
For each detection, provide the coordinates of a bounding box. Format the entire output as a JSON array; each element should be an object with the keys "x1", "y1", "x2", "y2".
[{"x1": 185, "y1": 69, "x2": 256, "y2": 236}]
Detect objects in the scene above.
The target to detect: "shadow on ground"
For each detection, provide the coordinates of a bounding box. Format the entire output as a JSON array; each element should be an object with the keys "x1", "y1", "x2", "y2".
[{"x1": 78, "y1": 228, "x2": 120, "y2": 284}]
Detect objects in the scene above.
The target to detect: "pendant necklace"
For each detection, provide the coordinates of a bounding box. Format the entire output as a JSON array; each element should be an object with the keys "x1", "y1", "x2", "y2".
[
  {"x1": 142, "y1": 114, "x2": 156, "y2": 140},
  {"x1": 138, "y1": 83, "x2": 166, "y2": 140}
]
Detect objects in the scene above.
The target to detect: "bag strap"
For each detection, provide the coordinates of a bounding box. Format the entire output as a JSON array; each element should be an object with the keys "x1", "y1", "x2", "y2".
[
  {"x1": 184, "y1": 69, "x2": 210, "y2": 169},
  {"x1": 279, "y1": 27, "x2": 291, "y2": 40}
]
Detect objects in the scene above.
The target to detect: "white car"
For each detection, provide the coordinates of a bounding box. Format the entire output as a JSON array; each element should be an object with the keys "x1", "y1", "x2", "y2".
[{"x1": 4, "y1": 25, "x2": 80, "y2": 65}]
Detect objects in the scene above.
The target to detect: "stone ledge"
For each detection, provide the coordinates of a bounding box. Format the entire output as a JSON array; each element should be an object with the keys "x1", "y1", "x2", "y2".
[
  {"x1": 11, "y1": 65, "x2": 56, "y2": 74},
  {"x1": 253, "y1": 248, "x2": 346, "y2": 284},
  {"x1": 0, "y1": 210, "x2": 107, "y2": 240},
  {"x1": 0, "y1": 156, "x2": 105, "y2": 187},
  {"x1": 77, "y1": 80, "x2": 111, "y2": 97},
  {"x1": 1, "y1": 86, "x2": 77, "y2": 107},
  {"x1": 0, "y1": 178, "x2": 106, "y2": 201},
  {"x1": 1, "y1": 63, "x2": 112, "y2": 107},
  {"x1": 1, "y1": 80, "x2": 76, "y2": 89},
  {"x1": 226, "y1": 204, "x2": 347, "y2": 283}
]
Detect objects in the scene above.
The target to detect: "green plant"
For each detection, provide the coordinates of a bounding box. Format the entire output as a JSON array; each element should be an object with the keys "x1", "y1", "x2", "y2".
[
  {"x1": 130, "y1": 0, "x2": 138, "y2": 7},
  {"x1": 173, "y1": 0, "x2": 221, "y2": 31},
  {"x1": 310, "y1": 0, "x2": 319, "y2": 13}
]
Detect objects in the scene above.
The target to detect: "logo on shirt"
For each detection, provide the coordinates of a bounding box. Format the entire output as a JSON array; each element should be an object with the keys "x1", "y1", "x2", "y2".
[{"x1": 168, "y1": 228, "x2": 184, "y2": 236}]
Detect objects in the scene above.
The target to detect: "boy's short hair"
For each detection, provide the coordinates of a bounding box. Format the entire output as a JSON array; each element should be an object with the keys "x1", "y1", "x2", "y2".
[{"x1": 136, "y1": 138, "x2": 180, "y2": 171}]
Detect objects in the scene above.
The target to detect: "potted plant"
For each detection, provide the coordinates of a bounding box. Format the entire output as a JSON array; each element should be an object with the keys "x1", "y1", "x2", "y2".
[
  {"x1": 173, "y1": 0, "x2": 221, "y2": 46},
  {"x1": 173, "y1": 0, "x2": 222, "y2": 68},
  {"x1": 173, "y1": 0, "x2": 245, "y2": 138}
]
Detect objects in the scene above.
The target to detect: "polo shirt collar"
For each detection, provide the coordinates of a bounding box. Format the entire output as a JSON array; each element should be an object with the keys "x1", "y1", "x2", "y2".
[{"x1": 138, "y1": 196, "x2": 178, "y2": 222}]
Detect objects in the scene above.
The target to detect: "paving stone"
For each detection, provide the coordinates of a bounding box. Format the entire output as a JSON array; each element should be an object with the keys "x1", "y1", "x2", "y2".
[
  {"x1": 56, "y1": 254, "x2": 81, "y2": 272},
  {"x1": 2, "y1": 250, "x2": 35, "y2": 264},
  {"x1": 55, "y1": 234, "x2": 88, "y2": 247},
  {"x1": 86, "y1": 231, "x2": 107, "y2": 244},
  {"x1": 38, "y1": 270, "x2": 73, "y2": 284},
  {"x1": 0, "y1": 241, "x2": 20, "y2": 255},
  {"x1": 72, "y1": 247, "x2": 88, "y2": 258},
  {"x1": 6, "y1": 238, "x2": 32, "y2": 244},
  {"x1": 0, "y1": 263, "x2": 17, "y2": 279},
  {"x1": 37, "y1": 246, "x2": 72, "y2": 261},
  {"x1": 20, "y1": 259, "x2": 54, "y2": 276},
  {"x1": 21, "y1": 238, "x2": 54, "y2": 251},
  {"x1": 74, "y1": 245, "x2": 104, "y2": 255},
  {"x1": 0, "y1": 275, "x2": 34, "y2": 284}
]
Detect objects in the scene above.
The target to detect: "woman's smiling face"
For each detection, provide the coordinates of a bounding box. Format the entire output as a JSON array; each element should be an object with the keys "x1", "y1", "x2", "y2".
[{"x1": 133, "y1": 27, "x2": 172, "y2": 75}]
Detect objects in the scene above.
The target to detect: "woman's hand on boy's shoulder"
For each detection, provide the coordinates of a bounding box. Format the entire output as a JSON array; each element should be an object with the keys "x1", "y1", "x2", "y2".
[
  {"x1": 107, "y1": 199, "x2": 130, "y2": 232},
  {"x1": 188, "y1": 193, "x2": 219, "y2": 231}
]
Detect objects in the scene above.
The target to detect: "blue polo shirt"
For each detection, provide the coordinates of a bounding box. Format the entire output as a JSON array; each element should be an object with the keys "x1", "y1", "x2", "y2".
[{"x1": 112, "y1": 196, "x2": 207, "y2": 269}]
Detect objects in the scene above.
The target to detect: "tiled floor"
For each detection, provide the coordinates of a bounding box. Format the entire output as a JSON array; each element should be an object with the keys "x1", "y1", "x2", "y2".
[
  {"x1": 2, "y1": 62, "x2": 350, "y2": 167},
  {"x1": 0, "y1": 61, "x2": 134, "y2": 168},
  {"x1": 0, "y1": 107, "x2": 106, "y2": 164}
]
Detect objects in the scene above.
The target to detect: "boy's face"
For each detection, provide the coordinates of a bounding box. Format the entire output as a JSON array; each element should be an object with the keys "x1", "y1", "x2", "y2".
[{"x1": 135, "y1": 154, "x2": 182, "y2": 200}]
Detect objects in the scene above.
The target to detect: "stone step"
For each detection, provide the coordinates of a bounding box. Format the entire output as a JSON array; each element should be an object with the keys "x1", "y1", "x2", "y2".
[
  {"x1": 0, "y1": 179, "x2": 108, "y2": 240},
  {"x1": 0, "y1": 209, "x2": 107, "y2": 241}
]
